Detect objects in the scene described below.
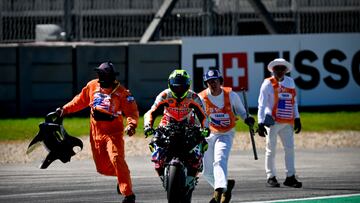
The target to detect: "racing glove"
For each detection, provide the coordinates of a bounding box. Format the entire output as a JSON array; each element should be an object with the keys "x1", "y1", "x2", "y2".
[
  {"x1": 257, "y1": 123, "x2": 267, "y2": 137},
  {"x1": 200, "y1": 141, "x2": 208, "y2": 154},
  {"x1": 200, "y1": 127, "x2": 210, "y2": 137},
  {"x1": 144, "y1": 125, "x2": 155, "y2": 138},
  {"x1": 294, "y1": 118, "x2": 302, "y2": 134},
  {"x1": 244, "y1": 116, "x2": 255, "y2": 127}
]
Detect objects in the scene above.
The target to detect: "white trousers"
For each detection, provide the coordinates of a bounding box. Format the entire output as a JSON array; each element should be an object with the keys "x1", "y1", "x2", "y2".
[
  {"x1": 202, "y1": 131, "x2": 234, "y2": 190},
  {"x1": 265, "y1": 123, "x2": 295, "y2": 179}
]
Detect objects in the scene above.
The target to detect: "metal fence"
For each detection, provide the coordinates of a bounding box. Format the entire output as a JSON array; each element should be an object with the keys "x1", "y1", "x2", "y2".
[{"x1": 0, "y1": 0, "x2": 359, "y2": 43}]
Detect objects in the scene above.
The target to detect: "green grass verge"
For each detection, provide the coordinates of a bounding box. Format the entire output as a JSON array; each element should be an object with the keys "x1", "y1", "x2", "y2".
[
  {"x1": 0, "y1": 117, "x2": 90, "y2": 141},
  {"x1": 0, "y1": 111, "x2": 359, "y2": 141}
]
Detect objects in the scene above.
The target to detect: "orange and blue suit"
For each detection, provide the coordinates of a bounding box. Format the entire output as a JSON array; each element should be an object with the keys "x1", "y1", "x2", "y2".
[
  {"x1": 62, "y1": 79, "x2": 139, "y2": 196},
  {"x1": 144, "y1": 88, "x2": 208, "y2": 176}
]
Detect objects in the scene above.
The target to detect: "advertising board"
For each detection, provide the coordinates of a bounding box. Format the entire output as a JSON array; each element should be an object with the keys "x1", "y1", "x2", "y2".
[{"x1": 182, "y1": 34, "x2": 360, "y2": 107}]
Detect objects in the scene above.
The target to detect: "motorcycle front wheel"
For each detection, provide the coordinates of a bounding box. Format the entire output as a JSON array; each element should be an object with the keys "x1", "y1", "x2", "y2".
[{"x1": 167, "y1": 164, "x2": 186, "y2": 203}]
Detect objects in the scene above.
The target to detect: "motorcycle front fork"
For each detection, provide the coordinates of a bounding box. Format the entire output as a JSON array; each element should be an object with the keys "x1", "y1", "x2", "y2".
[
  {"x1": 162, "y1": 165, "x2": 197, "y2": 191},
  {"x1": 186, "y1": 176, "x2": 198, "y2": 191}
]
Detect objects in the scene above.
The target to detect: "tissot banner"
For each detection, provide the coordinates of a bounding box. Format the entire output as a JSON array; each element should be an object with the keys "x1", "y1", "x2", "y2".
[{"x1": 181, "y1": 34, "x2": 360, "y2": 107}]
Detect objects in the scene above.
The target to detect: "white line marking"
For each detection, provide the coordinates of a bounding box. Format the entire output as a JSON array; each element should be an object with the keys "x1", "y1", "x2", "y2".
[{"x1": 242, "y1": 193, "x2": 360, "y2": 203}]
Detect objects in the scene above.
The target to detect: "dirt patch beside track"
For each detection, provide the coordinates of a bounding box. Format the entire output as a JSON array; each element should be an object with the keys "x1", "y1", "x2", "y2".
[{"x1": 1, "y1": 131, "x2": 359, "y2": 164}]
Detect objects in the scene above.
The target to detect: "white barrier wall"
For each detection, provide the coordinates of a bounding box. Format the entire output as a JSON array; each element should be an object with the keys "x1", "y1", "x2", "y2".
[{"x1": 181, "y1": 33, "x2": 360, "y2": 108}]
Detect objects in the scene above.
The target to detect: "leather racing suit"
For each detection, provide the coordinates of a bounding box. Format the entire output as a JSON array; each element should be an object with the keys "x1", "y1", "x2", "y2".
[{"x1": 144, "y1": 88, "x2": 208, "y2": 177}]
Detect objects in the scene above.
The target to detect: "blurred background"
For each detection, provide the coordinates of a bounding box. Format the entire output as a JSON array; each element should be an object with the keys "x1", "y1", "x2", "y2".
[{"x1": 1, "y1": 0, "x2": 359, "y2": 42}]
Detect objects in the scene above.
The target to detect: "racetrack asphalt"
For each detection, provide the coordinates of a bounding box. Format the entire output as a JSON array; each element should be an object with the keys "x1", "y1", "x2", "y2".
[{"x1": 1, "y1": 148, "x2": 360, "y2": 203}]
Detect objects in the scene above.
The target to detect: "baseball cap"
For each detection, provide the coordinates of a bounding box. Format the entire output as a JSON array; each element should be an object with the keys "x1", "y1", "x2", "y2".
[
  {"x1": 203, "y1": 69, "x2": 223, "y2": 82},
  {"x1": 94, "y1": 62, "x2": 119, "y2": 75}
]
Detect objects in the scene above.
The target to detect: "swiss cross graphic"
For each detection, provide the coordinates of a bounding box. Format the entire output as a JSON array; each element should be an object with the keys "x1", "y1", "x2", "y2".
[{"x1": 222, "y1": 53, "x2": 248, "y2": 91}]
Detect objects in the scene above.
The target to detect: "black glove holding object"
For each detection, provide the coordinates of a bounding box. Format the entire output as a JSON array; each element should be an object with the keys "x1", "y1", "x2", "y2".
[
  {"x1": 244, "y1": 116, "x2": 255, "y2": 127},
  {"x1": 294, "y1": 118, "x2": 301, "y2": 134},
  {"x1": 55, "y1": 107, "x2": 64, "y2": 117},
  {"x1": 257, "y1": 123, "x2": 267, "y2": 137}
]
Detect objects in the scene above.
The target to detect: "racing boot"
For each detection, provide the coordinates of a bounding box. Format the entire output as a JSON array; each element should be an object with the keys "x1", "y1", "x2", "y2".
[
  {"x1": 283, "y1": 175, "x2": 302, "y2": 188},
  {"x1": 220, "y1": 179, "x2": 235, "y2": 203},
  {"x1": 267, "y1": 176, "x2": 280, "y2": 187},
  {"x1": 122, "y1": 194, "x2": 136, "y2": 203},
  {"x1": 209, "y1": 188, "x2": 223, "y2": 203},
  {"x1": 117, "y1": 184, "x2": 136, "y2": 203}
]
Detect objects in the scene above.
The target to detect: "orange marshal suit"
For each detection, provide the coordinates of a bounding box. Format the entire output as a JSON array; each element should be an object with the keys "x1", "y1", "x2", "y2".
[{"x1": 62, "y1": 79, "x2": 139, "y2": 196}]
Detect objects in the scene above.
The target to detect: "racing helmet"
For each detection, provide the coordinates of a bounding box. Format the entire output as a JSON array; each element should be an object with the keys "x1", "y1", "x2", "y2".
[
  {"x1": 168, "y1": 69, "x2": 191, "y2": 99},
  {"x1": 203, "y1": 69, "x2": 223, "y2": 86}
]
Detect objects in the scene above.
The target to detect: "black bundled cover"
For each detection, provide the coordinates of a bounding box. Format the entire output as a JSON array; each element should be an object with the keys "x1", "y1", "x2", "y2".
[{"x1": 26, "y1": 112, "x2": 83, "y2": 169}]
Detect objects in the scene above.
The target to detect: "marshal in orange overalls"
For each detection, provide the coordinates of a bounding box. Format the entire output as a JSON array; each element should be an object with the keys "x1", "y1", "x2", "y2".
[{"x1": 62, "y1": 79, "x2": 139, "y2": 197}]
